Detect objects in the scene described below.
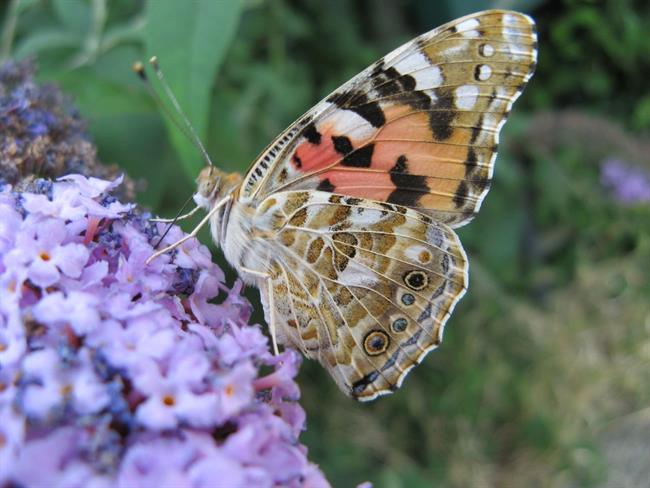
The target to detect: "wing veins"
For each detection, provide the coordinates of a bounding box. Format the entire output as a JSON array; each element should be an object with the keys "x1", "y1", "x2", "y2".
[
  {"x1": 277, "y1": 246, "x2": 400, "y2": 392},
  {"x1": 274, "y1": 255, "x2": 352, "y2": 387},
  {"x1": 277, "y1": 241, "x2": 440, "y2": 345},
  {"x1": 274, "y1": 260, "x2": 311, "y2": 354},
  {"x1": 280, "y1": 224, "x2": 466, "y2": 288}
]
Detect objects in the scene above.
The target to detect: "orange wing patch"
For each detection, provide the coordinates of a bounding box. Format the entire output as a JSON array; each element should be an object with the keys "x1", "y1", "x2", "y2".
[{"x1": 241, "y1": 10, "x2": 537, "y2": 228}]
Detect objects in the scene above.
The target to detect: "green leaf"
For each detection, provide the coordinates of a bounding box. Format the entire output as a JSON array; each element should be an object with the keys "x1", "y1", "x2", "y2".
[
  {"x1": 51, "y1": 67, "x2": 153, "y2": 118},
  {"x1": 633, "y1": 95, "x2": 650, "y2": 130},
  {"x1": 144, "y1": 0, "x2": 244, "y2": 179},
  {"x1": 13, "y1": 28, "x2": 82, "y2": 59},
  {"x1": 100, "y1": 14, "x2": 145, "y2": 53},
  {"x1": 16, "y1": 0, "x2": 41, "y2": 14}
]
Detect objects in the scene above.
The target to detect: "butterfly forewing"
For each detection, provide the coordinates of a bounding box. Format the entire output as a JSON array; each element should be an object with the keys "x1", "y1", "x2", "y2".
[{"x1": 240, "y1": 10, "x2": 537, "y2": 228}]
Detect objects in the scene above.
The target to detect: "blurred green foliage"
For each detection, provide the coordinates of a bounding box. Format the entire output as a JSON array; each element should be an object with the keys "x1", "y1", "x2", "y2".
[{"x1": 2, "y1": 0, "x2": 648, "y2": 486}]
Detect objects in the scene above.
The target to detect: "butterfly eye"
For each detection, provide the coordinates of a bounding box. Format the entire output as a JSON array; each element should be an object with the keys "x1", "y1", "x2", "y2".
[{"x1": 199, "y1": 173, "x2": 221, "y2": 199}]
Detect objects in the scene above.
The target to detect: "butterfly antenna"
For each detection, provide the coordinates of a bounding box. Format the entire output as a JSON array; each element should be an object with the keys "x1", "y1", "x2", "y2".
[
  {"x1": 148, "y1": 56, "x2": 213, "y2": 166},
  {"x1": 152, "y1": 192, "x2": 196, "y2": 249},
  {"x1": 132, "y1": 58, "x2": 213, "y2": 167}
]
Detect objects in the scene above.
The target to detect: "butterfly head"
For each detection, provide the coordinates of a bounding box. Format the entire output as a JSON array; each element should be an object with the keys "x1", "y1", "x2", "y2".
[{"x1": 194, "y1": 165, "x2": 242, "y2": 209}]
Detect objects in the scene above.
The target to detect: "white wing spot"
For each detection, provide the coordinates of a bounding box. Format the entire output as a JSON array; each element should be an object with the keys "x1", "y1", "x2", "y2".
[
  {"x1": 405, "y1": 245, "x2": 431, "y2": 263},
  {"x1": 350, "y1": 208, "x2": 382, "y2": 227},
  {"x1": 454, "y1": 85, "x2": 479, "y2": 110},
  {"x1": 502, "y1": 14, "x2": 528, "y2": 61},
  {"x1": 321, "y1": 104, "x2": 376, "y2": 141},
  {"x1": 478, "y1": 64, "x2": 492, "y2": 81},
  {"x1": 393, "y1": 50, "x2": 429, "y2": 75},
  {"x1": 411, "y1": 65, "x2": 443, "y2": 90},
  {"x1": 338, "y1": 260, "x2": 377, "y2": 288},
  {"x1": 479, "y1": 43, "x2": 495, "y2": 57},
  {"x1": 503, "y1": 13, "x2": 519, "y2": 27},
  {"x1": 392, "y1": 51, "x2": 443, "y2": 90},
  {"x1": 456, "y1": 18, "x2": 480, "y2": 37}
]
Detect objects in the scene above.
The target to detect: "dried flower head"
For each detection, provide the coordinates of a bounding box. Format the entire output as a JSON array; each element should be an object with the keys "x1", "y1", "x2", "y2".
[{"x1": 0, "y1": 60, "x2": 135, "y2": 199}]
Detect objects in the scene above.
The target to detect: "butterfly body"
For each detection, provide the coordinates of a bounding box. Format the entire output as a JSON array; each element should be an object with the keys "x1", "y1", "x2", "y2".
[{"x1": 186, "y1": 10, "x2": 537, "y2": 401}]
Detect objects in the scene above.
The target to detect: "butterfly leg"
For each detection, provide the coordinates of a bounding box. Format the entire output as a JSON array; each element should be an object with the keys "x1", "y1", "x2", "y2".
[
  {"x1": 150, "y1": 205, "x2": 201, "y2": 223},
  {"x1": 267, "y1": 278, "x2": 280, "y2": 356},
  {"x1": 145, "y1": 196, "x2": 230, "y2": 264},
  {"x1": 239, "y1": 266, "x2": 279, "y2": 356}
]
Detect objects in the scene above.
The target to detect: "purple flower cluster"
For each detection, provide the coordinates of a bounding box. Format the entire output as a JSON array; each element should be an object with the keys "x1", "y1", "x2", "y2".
[
  {"x1": 601, "y1": 158, "x2": 650, "y2": 205},
  {"x1": 0, "y1": 175, "x2": 329, "y2": 487}
]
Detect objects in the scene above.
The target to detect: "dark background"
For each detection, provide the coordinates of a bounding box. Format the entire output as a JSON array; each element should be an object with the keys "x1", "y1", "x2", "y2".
[{"x1": 2, "y1": 0, "x2": 648, "y2": 486}]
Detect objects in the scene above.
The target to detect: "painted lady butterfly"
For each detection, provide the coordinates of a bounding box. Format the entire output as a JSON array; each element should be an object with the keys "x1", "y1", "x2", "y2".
[{"x1": 149, "y1": 10, "x2": 537, "y2": 401}]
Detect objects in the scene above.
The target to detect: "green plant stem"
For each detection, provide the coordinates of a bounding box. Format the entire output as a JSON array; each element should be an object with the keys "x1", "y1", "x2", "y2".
[
  {"x1": 67, "y1": 0, "x2": 107, "y2": 68},
  {"x1": 0, "y1": 0, "x2": 21, "y2": 61}
]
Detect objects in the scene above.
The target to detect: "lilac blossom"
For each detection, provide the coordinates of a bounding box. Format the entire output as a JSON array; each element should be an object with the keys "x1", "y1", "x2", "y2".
[
  {"x1": 0, "y1": 175, "x2": 330, "y2": 487},
  {"x1": 601, "y1": 158, "x2": 650, "y2": 204}
]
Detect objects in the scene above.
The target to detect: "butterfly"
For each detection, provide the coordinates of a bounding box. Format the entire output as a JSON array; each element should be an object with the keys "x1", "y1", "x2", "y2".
[{"x1": 149, "y1": 10, "x2": 537, "y2": 401}]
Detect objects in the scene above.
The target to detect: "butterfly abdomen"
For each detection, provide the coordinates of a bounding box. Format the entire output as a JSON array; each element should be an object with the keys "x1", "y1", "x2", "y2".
[{"x1": 221, "y1": 201, "x2": 275, "y2": 285}]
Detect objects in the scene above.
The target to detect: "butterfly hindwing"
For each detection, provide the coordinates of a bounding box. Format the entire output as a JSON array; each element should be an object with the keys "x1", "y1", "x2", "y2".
[
  {"x1": 254, "y1": 191, "x2": 468, "y2": 400},
  {"x1": 240, "y1": 10, "x2": 537, "y2": 227}
]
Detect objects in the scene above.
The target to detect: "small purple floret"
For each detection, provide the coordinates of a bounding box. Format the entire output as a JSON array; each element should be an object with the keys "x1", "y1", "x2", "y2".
[{"x1": 601, "y1": 158, "x2": 650, "y2": 204}]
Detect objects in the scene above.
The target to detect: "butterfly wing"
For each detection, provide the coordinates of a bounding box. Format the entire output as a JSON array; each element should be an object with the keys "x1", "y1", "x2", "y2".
[
  {"x1": 239, "y1": 10, "x2": 537, "y2": 227},
  {"x1": 254, "y1": 191, "x2": 467, "y2": 400},
  {"x1": 232, "y1": 10, "x2": 536, "y2": 399}
]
